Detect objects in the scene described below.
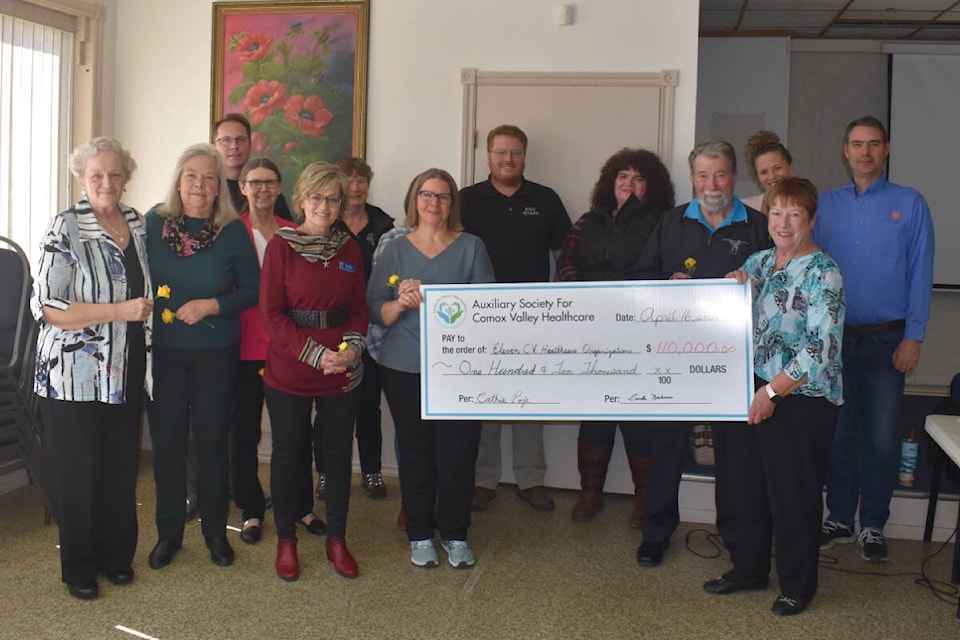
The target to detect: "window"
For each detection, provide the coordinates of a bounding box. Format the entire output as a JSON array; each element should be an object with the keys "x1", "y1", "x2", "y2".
[{"x1": 0, "y1": 0, "x2": 102, "y2": 269}]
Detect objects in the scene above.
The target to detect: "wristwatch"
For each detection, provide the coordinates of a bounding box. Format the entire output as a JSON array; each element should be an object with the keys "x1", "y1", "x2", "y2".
[{"x1": 764, "y1": 383, "x2": 782, "y2": 405}]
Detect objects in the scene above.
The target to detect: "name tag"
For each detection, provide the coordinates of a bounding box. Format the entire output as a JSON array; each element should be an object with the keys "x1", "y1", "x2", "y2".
[{"x1": 339, "y1": 261, "x2": 356, "y2": 273}]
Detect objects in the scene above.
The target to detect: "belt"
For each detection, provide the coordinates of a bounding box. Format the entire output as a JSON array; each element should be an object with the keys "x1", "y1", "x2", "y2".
[
  {"x1": 844, "y1": 319, "x2": 905, "y2": 337},
  {"x1": 287, "y1": 306, "x2": 348, "y2": 329}
]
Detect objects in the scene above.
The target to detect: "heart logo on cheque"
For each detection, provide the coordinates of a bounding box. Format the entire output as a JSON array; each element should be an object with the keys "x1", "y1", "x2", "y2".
[{"x1": 433, "y1": 295, "x2": 467, "y2": 328}]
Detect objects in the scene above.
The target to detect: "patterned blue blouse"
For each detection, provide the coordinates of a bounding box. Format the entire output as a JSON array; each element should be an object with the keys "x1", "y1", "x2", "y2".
[
  {"x1": 740, "y1": 248, "x2": 845, "y2": 405},
  {"x1": 31, "y1": 199, "x2": 153, "y2": 403}
]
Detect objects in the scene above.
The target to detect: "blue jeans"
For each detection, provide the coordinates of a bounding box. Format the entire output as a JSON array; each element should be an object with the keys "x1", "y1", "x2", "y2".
[{"x1": 825, "y1": 328, "x2": 905, "y2": 530}]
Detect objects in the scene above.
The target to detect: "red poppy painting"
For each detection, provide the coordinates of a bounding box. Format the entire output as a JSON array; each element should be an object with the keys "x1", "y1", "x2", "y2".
[{"x1": 211, "y1": 1, "x2": 369, "y2": 190}]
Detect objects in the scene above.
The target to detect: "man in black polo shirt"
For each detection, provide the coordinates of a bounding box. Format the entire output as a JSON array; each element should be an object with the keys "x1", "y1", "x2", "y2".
[{"x1": 460, "y1": 124, "x2": 571, "y2": 512}]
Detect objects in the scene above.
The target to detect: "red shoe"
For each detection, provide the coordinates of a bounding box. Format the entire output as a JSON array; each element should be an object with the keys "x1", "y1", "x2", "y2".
[
  {"x1": 276, "y1": 538, "x2": 299, "y2": 582},
  {"x1": 326, "y1": 537, "x2": 358, "y2": 579}
]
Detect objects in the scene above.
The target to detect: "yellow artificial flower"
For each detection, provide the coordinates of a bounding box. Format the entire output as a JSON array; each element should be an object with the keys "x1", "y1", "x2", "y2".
[
  {"x1": 338, "y1": 341, "x2": 349, "y2": 352},
  {"x1": 258, "y1": 368, "x2": 264, "y2": 377},
  {"x1": 684, "y1": 257, "x2": 697, "y2": 277},
  {"x1": 161, "y1": 308, "x2": 176, "y2": 324},
  {"x1": 156, "y1": 284, "x2": 171, "y2": 299},
  {"x1": 387, "y1": 274, "x2": 400, "y2": 287}
]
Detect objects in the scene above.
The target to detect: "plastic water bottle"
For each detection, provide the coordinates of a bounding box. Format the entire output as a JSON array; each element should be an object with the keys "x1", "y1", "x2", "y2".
[{"x1": 899, "y1": 430, "x2": 918, "y2": 487}]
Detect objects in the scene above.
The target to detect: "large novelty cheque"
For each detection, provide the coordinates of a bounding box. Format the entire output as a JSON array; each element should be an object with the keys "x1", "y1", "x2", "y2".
[{"x1": 419, "y1": 279, "x2": 754, "y2": 421}]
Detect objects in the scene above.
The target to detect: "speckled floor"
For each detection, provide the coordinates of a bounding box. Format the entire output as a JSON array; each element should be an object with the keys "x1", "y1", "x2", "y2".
[{"x1": 1, "y1": 454, "x2": 958, "y2": 640}]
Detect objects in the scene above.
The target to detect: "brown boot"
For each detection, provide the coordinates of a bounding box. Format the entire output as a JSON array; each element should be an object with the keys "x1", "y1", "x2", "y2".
[
  {"x1": 571, "y1": 442, "x2": 613, "y2": 522},
  {"x1": 627, "y1": 454, "x2": 650, "y2": 529}
]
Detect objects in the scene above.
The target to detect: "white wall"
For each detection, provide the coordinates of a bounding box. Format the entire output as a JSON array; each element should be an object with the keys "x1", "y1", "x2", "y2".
[
  {"x1": 107, "y1": 0, "x2": 700, "y2": 498},
  {"x1": 110, "y1": 0, "x2": 700, "y2": 215},
  {"x1": 695, "y1": 37, "x2": 790, "y2": 200}
]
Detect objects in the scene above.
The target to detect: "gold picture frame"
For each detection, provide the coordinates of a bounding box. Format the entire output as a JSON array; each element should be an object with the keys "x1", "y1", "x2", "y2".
[{"x1": 211, "y1": 0, "x2": 370, "y2": 184}]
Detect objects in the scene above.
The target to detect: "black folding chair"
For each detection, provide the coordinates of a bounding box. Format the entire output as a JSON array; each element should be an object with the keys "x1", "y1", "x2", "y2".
[{"x1": 0, "y1": 235, "x2": 51, "y2": 519}]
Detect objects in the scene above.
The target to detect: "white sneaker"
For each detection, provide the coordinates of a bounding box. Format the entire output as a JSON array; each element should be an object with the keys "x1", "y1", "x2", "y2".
[
  {"x1": 410, "y1": 539, "x2": 438, "y2": 568},
  {"x1": 440, "y1": 539, "x2": 475, "y2": 569}
]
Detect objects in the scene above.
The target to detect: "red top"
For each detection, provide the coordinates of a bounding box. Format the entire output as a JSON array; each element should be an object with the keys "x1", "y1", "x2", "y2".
[
  {"x1": 239, "y1": 214, "x2": 296, "y2": 361},
  {"x1": 260, "y1": 232, "x2": 368, "y2": 396}
]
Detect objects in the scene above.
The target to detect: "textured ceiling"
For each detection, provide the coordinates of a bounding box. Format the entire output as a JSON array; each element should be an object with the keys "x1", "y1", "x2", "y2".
[{"x1": 700, "y1": 0, "x2": 960, "y2": 40}]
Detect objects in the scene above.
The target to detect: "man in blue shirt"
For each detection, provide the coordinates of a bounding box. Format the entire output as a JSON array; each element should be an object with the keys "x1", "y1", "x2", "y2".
[{"x1": 814, "y1": 116, "x2": 935, "y2": 563}]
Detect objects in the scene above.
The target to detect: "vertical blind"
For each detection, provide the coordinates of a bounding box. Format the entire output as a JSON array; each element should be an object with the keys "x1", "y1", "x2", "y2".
[{"x1": 0, "y1": 11, "x2": 73, "y2": 270}]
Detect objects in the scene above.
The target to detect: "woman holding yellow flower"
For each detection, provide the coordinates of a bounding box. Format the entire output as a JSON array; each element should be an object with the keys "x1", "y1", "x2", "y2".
[
  {"x1": 144, "y1": 143, "x2": 260, "y2": 571},
  {"x1": 367, "y1": 168, "x2": 495, "y2": 569},
  {"x1": 556, "y1": 148, "x2": 675, "y2": 528},
  {"x1": 260, "y1": 162, "x2": 367, "y2": 580}
]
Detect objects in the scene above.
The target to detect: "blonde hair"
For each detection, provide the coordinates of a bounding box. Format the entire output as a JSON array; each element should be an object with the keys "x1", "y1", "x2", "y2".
[
  {"x1": 291, "y1": 162, "x2": 349, "y2": 223},
  {"x1": 158, "y1": 143, "x2": 237, "y2": 227}
]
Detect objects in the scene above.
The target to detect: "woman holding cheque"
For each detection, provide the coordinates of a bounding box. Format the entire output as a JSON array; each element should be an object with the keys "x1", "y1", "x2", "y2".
[
  {"x1": 367, "y1": 168, "x2": 495, "y2": 569},
  {"x1": 704, "y1": 177, "x2": 844, "y2": 616}
]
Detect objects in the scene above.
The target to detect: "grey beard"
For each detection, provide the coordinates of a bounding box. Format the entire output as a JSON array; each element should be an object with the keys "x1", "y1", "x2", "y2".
[{"x1": 698, "y1": 193, "x2": 729, "y2": 214}]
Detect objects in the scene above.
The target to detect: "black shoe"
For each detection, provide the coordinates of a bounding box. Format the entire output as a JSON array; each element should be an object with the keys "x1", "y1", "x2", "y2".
[
  {"x1": 636, "y1": 541, "x2": 668, "y2": 568},
  {"x1": 105, "y1": 568, "x2": 134, "y2": 586},
  {"x1": 771, "y1": 594, "x2": 809, "y2": 616},
  {"x1": 185, "y1": 495, "x2": 198, "y2": 522},
  {"x1": 148, "y1": 540, "x2": 181, "y2": 570},
  {"x1": 703, "y1": 576, "x2": 769, "y2": 595},
  {"x1": 240, "y1": 519, "x2": 262, "y2": 544},
  {"x1": 67, "y1": 580, "x2": 99, "y2": 600},
  {"x1": 206, "y1": 536, "x2": 235, "y2": 567},
  {"x1": 299, "y1": 514, "x2": 327, "y2": 536}
]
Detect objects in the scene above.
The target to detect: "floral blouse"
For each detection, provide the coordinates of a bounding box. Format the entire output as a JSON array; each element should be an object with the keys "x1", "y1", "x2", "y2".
[
  {"x1": 31, "y1": 199, "x2": 153, "y2": 403},
  {"x1": 740, "y1": 248, "x2": 845, "y2": 405}
]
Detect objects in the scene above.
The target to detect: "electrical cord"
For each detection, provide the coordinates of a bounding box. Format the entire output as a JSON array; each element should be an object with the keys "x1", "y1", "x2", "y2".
[
  {"x1": 686, "y1": 525, "x2": 959, "y2": 608},
  {"x1": 815, "y1": 528, "x2": 959, "y2": 609}
]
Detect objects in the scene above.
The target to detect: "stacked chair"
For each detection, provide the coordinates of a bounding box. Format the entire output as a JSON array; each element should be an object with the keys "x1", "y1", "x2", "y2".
[{"x1": 0, "y1": 235, "x2": 51, "y2": 518}]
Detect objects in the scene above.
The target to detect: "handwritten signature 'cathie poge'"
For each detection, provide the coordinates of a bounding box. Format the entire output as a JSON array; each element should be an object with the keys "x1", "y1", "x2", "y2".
[{"x1": 458, "y1": 391, "x2": 530, "y2": 407}]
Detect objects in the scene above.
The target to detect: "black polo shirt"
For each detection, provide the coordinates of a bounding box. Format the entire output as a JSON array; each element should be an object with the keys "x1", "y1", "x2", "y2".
[{"x1": 460, "y1": 177, "x2": 571, "y2": 283}]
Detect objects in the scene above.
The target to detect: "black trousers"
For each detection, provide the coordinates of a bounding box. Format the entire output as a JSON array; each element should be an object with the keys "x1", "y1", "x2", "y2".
[
  {"x1": 264, "y1": 384, "x2": 358, "y2": 539},
  {"x1": 231, "y1": 360, "x2": 266, "y2": 522},
  {"x1": 381, "y1": 367, "x2": 480, "y2": 542},
  {"x1": 578, "y1": 420, "x2": 649, "y2": 453},
  {"x1": 315, "y1": 351, "x2": 383, "y2": 475},
  {"x1": 721, "y1": 393, "x2": 838, "y2": 599},
  {"x1": 40, "y1": 345, "x2": 144, "y2": 586},
  {"x1": 148, "y1": 344, "x2": 238, "y2": 542},
  {"x1": 639, "y1": 422, "x2": 737, "y2": 551}
]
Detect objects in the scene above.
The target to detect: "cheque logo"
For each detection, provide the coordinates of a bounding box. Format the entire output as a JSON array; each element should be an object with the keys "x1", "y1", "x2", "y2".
[{"x1": 434, "y1": 296, "x2": 466, "y2": 328}]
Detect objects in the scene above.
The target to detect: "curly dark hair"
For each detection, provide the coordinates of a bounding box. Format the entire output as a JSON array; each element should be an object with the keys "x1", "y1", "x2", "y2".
[{"x1": 590, "y1": 148, "x2": 675, "y2": 213}]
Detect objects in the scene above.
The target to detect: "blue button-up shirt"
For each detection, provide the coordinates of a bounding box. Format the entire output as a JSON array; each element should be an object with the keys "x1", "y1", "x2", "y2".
[{"x1": 813, "y1": 175, "x2": 934, "y2": 342}]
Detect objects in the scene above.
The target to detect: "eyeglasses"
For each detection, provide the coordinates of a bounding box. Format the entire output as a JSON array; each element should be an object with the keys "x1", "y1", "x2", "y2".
[
  {"x1": 417, "y1": 190, "x2": 453, "y2": 204},
  {"x1": 489, "y1": 149, "x2": 525, "y2": 158},
  {"x1": 214, "y1": 136, "x2": 250, "y2": 146},
  {"x1": 307, "y1": 194, "x2": 342, "y2": 207},
  {"x1": 243, "y1": 179, "x2": 280, "y2": 189}
]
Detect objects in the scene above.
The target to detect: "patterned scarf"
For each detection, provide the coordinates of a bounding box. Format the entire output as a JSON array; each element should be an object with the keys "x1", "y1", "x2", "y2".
[
  {"x1": 162, "y1": 216, "x2": 222, "y2": 257},
  {"x1": 277, "y1": 227, "x2": 350, "y2": 265}
]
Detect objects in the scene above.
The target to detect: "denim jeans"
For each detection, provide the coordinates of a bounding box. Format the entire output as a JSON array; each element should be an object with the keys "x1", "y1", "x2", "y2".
[{"x1": 825, "y1": 328, "x2": 905, "y2": 530}]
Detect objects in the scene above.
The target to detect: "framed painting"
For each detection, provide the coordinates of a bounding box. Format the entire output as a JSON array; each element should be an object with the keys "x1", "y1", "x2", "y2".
[{"x1": 211, "y1": 1, "x2": 369, "y2": 192}]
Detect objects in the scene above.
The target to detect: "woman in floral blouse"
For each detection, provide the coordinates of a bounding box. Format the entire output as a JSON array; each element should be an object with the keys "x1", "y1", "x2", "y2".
[
  {"x1": 33, "y1": 137, "x2": 152, "y2": 600},
  {"x1": 704, "y1": 177, "x2": 844, "y2": 617}
]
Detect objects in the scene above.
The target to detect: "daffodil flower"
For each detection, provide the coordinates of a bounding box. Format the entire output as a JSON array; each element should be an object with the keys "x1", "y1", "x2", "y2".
[
  {"x1": 684, "y1": 257, "x2": 697, "y2": 277},
  {"x1": 156, "y1": 284, "x2": 171, "y2": 299},
  {"x1": 258, "y1": 368, "x2": 264, "y2": 377},
  {"x1": 338, "y1": 341, "x2": 349, "y2": 352},
  {"x1": 161, "y1": 308, "x2": 176, "y2": 324},
  {"x1": 387, "y1": 274, "x2": 400, "y2": 288}
]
